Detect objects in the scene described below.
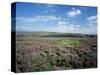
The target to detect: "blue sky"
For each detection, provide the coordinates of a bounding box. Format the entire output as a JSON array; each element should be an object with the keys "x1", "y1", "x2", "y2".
[{"x1": 14, "y1": 2, "x2": 97, "y2": 34}]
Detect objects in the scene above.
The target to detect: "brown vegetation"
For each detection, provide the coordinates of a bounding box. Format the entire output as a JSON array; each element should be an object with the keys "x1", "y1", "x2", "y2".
[{"x1": 16, "y1": 32, "x2": 97, "y2": 72}]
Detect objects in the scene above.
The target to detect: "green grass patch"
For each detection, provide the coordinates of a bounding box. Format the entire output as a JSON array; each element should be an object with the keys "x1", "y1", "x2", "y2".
[{"x1": 52, "y1": 39, "x2": 80, "y2": 46}]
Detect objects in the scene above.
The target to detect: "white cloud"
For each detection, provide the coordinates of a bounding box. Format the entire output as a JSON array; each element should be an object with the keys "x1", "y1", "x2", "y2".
[
  {"x1": 67, "y1": 8, "x2": 82, "y2": 17},
  {"x1": 33, "y1": 15, "x2": 61, "y2": 22},
  {"x1": 87, "y1": 15, "x2": 97, "y2": 25},
  {"x1": 16, "y1": 15, "x2": 61, "y2": 22},
  {"x1": 16, "y1": 15, "x2": 97, "y2": 34},
  {"x1": 75, "y1": 25, "x2": 80, "y2": 28},
  {"x1": 45, "y1": 18, "x2": 97, "y2": 34},
  {"x1": 58, "y1": 21, "x2": 66, "y2": 25},
  {"x1": 87, "y1": 15, "x2": 97, "y2": 21},
  {"x1": 86, "y1": 15, "x2": 97, "y2": 34},
  {"x1": 16, "y1": 24, "x2": 35, "y2": 31},
  {"x1": 45, "y1": 21, "x2": 82, "y2": 33}
]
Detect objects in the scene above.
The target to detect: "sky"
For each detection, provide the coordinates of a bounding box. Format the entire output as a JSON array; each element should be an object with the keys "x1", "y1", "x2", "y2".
[{"x1": 13, "y1": 2, "x2": 97, "y2": 34}]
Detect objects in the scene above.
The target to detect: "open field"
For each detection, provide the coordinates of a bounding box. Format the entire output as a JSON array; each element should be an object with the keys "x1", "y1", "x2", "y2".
[{"x1": 16, "y1": 32, "x2": 97, "y2": 72}]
